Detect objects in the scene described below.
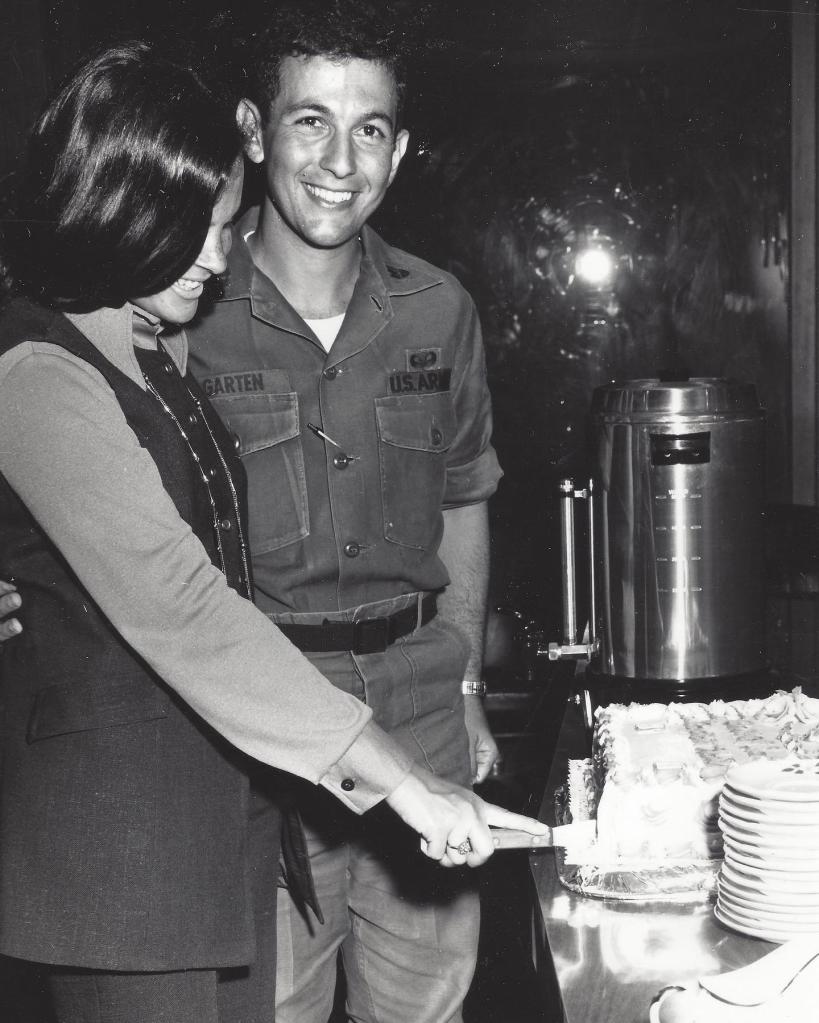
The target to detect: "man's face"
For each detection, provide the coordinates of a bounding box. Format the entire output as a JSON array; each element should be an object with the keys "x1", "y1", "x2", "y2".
[{"x1": 256, "y1": 54, "x2": 409, "y2": 251}]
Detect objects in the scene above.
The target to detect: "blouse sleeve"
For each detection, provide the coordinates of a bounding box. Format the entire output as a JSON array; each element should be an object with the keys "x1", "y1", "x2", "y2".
[{"x1": 0, "y1": 340, "x2": 412, "y2": 812}]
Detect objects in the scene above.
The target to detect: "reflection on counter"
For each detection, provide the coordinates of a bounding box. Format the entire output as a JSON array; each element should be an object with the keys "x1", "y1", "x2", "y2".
[
  {"x1": 542, "y1": 888, "x2": 722, "y2": 986},
  {"x1": 530, "y1": 695, "x2": 779, "y2": 1023}
]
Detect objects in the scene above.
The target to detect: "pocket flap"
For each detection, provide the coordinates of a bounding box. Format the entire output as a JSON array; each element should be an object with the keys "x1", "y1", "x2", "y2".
[
  {"x1": 27, "y1": 677, "x2": 169, "y2": 742},
  {"x1": 375, "y1": 393, "x2": 456, "y2": 452},
  {"x1": 211, "y1": 392, "x2": 300, "y2": 456}
]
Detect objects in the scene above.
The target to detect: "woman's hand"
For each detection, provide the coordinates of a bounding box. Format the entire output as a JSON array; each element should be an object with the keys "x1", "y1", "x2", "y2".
[
  {"x1": 0, "y1": 580, "x2": 22, "y2": 642},
  {"x1": 385, "y1": 763, "x2": 548, "y2": 867}
]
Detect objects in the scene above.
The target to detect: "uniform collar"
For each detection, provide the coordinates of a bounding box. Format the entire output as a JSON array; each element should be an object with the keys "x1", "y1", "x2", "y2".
[
  {"x1": 217, "y1": 209, "x2": 445, "y2": 360},
  {"x1": 358, "y1": 225, "x2": 443, "y2": 297},
  {"x1": 221, "y1": 207, "x2": 444, "y2": 307},
  {"x1": 65, "y1": 303, "x2": 188, "y2": 389},
  {"x1": 216, "y1": 208, "x2": 307, "y2": 339}
]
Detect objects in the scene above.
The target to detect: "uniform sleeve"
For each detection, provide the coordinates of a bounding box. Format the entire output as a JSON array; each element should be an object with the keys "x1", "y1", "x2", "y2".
[
  {"x1": 0, "y1": 342, "x2": 412, "y2": 813},
  {"x1": 442, "y1": 291, "x2": 503, "y2": 507}
]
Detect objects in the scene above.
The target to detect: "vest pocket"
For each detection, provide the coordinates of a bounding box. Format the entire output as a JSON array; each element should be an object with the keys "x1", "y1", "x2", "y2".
[
  {"x1": 375, "y1": 393, "x2": 456, "y2": 550},
  {"x1": 210, "y1": 391, "x2": 309, "y2": 554},
  {"x1": 27, "y1": 677, "x2": 169, "y2": 743}
]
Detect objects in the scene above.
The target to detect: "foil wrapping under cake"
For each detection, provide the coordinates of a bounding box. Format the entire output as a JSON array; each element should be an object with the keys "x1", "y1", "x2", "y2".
[
  {"x1": 556, "y1": 849, "x2": 721, "y2": 902},
  {"x1": 554, "y1": 784, "x2": 721, "y2": 903}
]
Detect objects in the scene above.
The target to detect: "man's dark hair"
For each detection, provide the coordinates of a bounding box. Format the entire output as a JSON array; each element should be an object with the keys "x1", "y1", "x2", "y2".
[
  {"x1": 1, "y1": 41, "x2": 243, "y2": 311},
  {"x1": 221, "y1": 1, "x2": 424, "y2": 129}
]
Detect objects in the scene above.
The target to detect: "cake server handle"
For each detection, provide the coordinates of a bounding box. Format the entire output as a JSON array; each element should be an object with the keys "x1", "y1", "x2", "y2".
[{"x1": 491, "y1": 820, "x2": 596, "y2": 850}]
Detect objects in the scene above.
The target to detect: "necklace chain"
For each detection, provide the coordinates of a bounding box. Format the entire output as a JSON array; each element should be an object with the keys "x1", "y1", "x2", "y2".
[{"x1": 143, "y1": 364, "x2": 251, "y2": 595}]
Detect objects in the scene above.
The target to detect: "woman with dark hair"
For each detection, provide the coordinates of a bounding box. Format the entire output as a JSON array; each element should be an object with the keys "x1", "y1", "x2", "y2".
[{"x1": 0, "y1": 39, "x2": 544, "y2": 1023}]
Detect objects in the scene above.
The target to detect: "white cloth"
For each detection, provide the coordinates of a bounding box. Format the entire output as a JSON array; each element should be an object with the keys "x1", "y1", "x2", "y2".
[
  {"x1": 650, "y1": 939, "x2": 819, "y2": 1022},
  {"x1": 303, "y1": 313, "x2": 346, "y2": 351}
]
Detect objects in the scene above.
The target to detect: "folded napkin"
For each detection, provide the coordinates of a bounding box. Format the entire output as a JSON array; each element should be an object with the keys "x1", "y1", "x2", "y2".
[{"x1": 649, "y1": 939, "x2": 819, "y2": 1023}]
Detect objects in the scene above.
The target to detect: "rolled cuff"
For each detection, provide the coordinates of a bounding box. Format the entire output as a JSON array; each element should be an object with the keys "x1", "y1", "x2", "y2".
[
  {"x1": 319, "y1": 720, "x2": 414, "y2": 813},
  {"x1": 443, "y1": 446, "x2": 503, "y2": 507}
]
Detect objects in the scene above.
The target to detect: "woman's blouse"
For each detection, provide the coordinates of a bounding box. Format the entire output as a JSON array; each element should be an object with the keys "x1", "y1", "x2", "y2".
[{"x1": 0, "y1": 303, "x2": 411, "y2": 811}]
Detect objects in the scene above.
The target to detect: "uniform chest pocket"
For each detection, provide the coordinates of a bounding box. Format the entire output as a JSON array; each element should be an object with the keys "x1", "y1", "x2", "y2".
[
  {"x1": 375, "y1": 392, "x2": 456, "y2": 550},
  {"x1": 210, "y1": 391, "x2": 308, "y2": 554}
]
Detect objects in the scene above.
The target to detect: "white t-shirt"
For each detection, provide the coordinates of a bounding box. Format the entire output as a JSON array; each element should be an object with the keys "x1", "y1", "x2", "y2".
[
  {"x1": 244, "y1": 230, "x2": 346, "y2": 352},
  {"x1": 304, "y1": 313, "x2": 346, "y2": 352}
]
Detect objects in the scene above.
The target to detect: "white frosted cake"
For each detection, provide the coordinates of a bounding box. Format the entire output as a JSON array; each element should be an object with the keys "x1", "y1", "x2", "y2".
[{"x1": 574, "y1": 688, "x2": 819, "y2": 864}]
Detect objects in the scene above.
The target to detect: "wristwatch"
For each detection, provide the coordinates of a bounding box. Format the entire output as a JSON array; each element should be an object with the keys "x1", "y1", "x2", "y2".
[{"x1": 461, "y1": 679, "x2": 487, "y2": 697}]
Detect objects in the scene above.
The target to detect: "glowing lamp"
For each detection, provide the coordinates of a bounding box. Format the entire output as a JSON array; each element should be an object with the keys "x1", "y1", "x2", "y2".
[{"x1": 575, "y1": 246, "x2": 615, "y2": 287}]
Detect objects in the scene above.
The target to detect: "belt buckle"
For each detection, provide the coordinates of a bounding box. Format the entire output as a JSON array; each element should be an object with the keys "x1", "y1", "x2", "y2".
[{"x1": 353, "y1": 616, "x2": 390, "y2": 654}]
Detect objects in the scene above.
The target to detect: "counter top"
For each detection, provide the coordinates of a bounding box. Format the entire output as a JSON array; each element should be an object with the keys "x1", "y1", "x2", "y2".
[{"x1": 529, "y1": 683, "x2": 777, "y2": 1022}]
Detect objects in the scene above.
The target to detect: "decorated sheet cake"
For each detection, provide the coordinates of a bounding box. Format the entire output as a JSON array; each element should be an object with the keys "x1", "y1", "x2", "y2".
[{"x1": 558, "y1": 688, "x2": 819, "y2": 901}]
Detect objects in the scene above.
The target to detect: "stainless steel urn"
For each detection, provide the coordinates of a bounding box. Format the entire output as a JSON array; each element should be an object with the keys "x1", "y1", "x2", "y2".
[{"x1": 591, "y1": 377, "x2": 765, "y2": 681}]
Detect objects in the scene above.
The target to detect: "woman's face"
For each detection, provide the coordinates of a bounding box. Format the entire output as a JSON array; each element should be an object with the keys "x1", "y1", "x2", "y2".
[{"x1": 131, "y1": 160, "x2": 244, "y2": 324}]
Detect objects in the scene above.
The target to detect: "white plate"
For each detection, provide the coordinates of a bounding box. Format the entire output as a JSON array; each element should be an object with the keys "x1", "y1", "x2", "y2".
[
  {"x1": 722, "y1": 787, "x2": 819, "y2": 821},
  {"x1": 720, "y1": 795, "x2": 819, "y2": 826},
  {"x1": 718, "y1": 811, "x2": 819, "y2": 848},
  {"x1": 722, "y1": 781, "x2": 819, "y2": 807},
  {"x1": 720, "y1": 881, "x2": 819, "y2": 910},
  {"x1": 715, "y1": 903, "x2": 819, "y2": 943},
  {"x1": 718, "y1": 886, "x2": 819, "y2": 920},
  {"x1": 721, "y1": 862, "x2": 819, "y2": 901},
  {"x1": 719, "y1": 834, "x2": 817, "y2": 859},
  {"x1": 716, "y1": 899, "x2": 819, "y2": 931},
  {"x1": 724, "y1": 843, "x2": 819, "y2": 874},
  {"x1": 719, "y1": 805, "x2": 819, "y2": 832},
  {"x1": 726, "y1": 760, "x2": 819, "y2": 802},
  {"x1": 720, "y1": 821, "x2": 819, "y2": 849}
]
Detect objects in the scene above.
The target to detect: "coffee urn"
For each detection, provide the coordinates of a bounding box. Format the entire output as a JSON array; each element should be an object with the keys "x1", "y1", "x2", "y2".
[{"x1": 549, "y1": 377, "x2": 766, "y2": 701}]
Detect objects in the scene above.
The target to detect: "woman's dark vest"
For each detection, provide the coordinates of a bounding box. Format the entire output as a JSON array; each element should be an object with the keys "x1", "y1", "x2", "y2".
[{"x1": 0, "y1": 297, "x2": 269, "y2": 970}]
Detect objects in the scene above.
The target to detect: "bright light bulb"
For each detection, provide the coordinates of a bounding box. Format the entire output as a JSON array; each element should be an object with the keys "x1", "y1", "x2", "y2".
[{"x1": 575, "y1": 247, "x2": 614, "y2": 286}]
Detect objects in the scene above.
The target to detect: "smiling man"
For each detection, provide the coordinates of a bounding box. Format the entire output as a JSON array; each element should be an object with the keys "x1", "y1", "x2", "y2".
[{"x1": 184, "y1": 4, "x2": 503, "y2": 1021}]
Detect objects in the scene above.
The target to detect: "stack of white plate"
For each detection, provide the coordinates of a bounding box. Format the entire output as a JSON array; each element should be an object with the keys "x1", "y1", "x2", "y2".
[{"x1": 717, "y1": 758, "x2": 819, "y2": 943}]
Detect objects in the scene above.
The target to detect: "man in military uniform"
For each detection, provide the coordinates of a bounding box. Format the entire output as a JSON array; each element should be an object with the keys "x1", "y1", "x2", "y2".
[
  {"x1": 181, "y1": 5, "x2": 503, "y2": 1021},
  {"x1": 0, "y1": 5, "x2": 504, "y2": 1021}
]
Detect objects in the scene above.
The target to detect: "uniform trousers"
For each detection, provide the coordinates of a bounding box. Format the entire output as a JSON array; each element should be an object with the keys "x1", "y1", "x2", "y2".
[
  {"x1": 275, "y1": 796, "x2": 480, "y2": 1023},
  {"x1": 267, "y1": 603, "x2": 480, "y2": 1023}
]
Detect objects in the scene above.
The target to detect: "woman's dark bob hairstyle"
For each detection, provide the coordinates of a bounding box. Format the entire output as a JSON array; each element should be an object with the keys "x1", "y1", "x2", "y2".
[{"x1": 3, "y1": 41, "x2": 243, "y2": 311}]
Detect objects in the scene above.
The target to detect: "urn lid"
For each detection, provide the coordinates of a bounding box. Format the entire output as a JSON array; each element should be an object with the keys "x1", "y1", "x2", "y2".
[{"x1": 592, "y1": 376, "x2": 762, "y2": 419}]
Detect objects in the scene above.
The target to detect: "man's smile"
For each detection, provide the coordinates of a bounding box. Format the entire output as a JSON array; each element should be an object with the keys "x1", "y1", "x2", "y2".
[{"x1": 304, "y1": 183, "x2": 355, "y2": 205}]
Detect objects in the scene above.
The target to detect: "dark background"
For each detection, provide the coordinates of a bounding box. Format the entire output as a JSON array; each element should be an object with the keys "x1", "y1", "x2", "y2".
[
  {"x1": 0, "y1": 3, "x2": 793, "y2": 1020},
  {"x1": 2, "y1": 0, "x2": 790, "y2": 631}
]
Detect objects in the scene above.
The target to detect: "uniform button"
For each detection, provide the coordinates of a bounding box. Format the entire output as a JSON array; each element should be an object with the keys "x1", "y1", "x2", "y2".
[
  {"x1": 431, "y1": 427, "x2": 443, "y2": 446},
  {"x1": 208, "y1": 467, "x2": 216, "y2": 479},
  {"x1": 323, "y1": 366, "x2": 338, "y2": 380},
  {"x1": 188, "y1": 413, "x2": 199, "y2": 426},
  {"x1": 340, "y1": 778, "x2": 355, "y2": 792},
  {"x1": 333, "y1": 453, "x2": 350, "y2": 469},
  {"x1": 219, "y1": 518, "x2": 233, "y2": 531},
  {"x1": 232, "y1": 433, "x2": 242, "y2": 453},
  {"x1": 163, "y1": 362, "x2": 175, "y2": 375},
  {"x1": 343, "y1": 542, "x2": 361, "y2": 558}
]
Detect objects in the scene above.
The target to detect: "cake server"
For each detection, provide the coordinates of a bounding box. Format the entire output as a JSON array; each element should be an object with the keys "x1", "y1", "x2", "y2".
[{"x1": 490, "y1": 820, "x2": 597, "y2": 850}]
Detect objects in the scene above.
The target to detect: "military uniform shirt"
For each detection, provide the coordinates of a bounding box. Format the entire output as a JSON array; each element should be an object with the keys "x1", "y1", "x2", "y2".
[{"x1": 187, "y1": 210, "x2": 503, "y2": 616}]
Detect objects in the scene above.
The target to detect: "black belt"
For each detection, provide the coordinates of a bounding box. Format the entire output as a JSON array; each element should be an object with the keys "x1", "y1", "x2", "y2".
[{"x1": 277, "y1": 594, "x2": 437, "y2": 654}]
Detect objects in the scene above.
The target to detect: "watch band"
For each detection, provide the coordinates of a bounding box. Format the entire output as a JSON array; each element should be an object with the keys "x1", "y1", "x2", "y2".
[{"x1": 461, "y1": 679, "x2": 487, "y2": 697}]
